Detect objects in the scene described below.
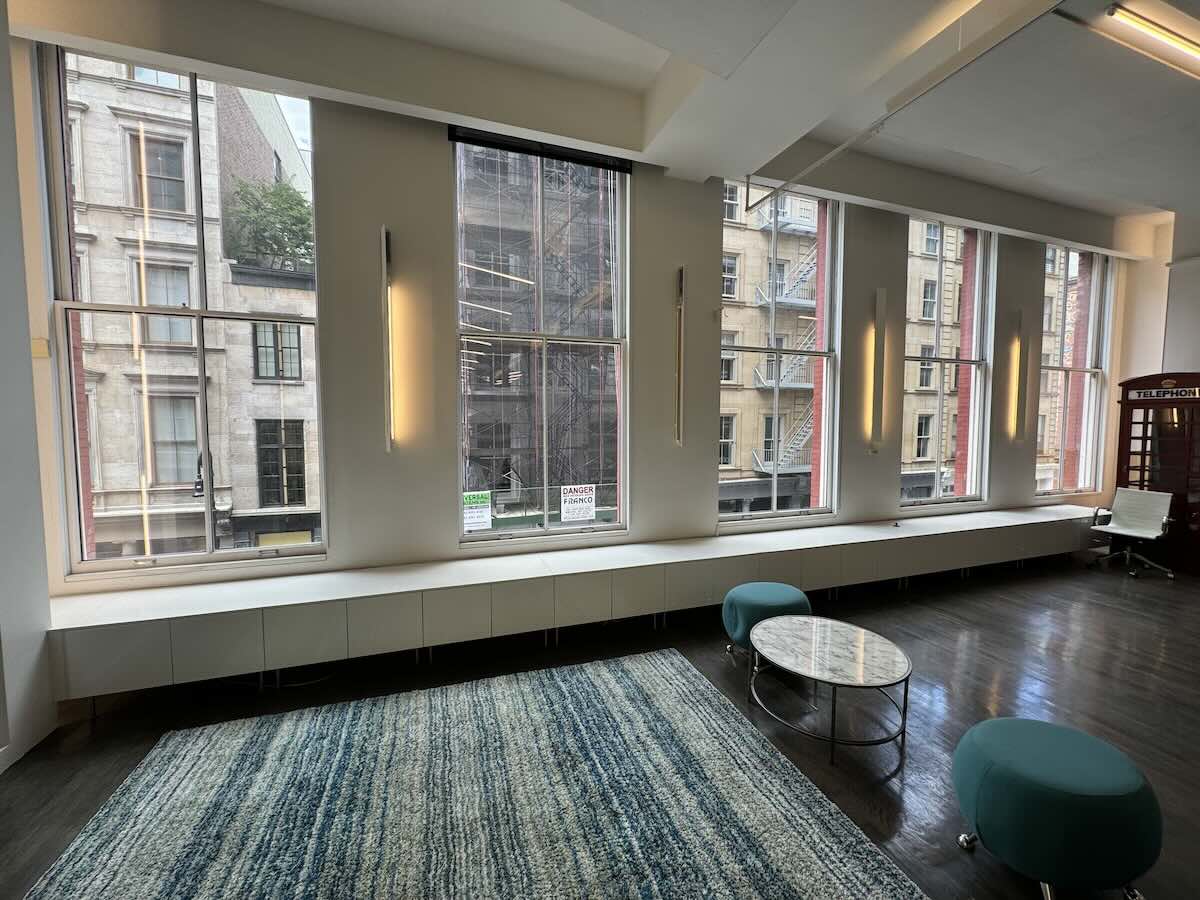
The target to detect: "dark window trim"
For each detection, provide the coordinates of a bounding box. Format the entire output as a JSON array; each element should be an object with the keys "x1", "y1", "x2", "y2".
[
  {"x1": 255, "y1": 418, "x2": 306, "y2": 507},
  {"x1": 253, "y1": 321, "x2": 302, "y2": 380},
  {"x1": 448, "y1": 125, "x2": 632, "y2": 174}
]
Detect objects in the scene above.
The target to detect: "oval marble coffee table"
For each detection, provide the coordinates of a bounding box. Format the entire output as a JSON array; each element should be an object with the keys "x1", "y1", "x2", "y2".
[{"x1": 749, "y1": 615, "x2": 912, "y2": 764}]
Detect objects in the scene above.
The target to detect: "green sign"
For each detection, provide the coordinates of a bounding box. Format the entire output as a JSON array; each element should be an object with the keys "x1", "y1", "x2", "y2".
[{"x1": 463, "y1": 490, "x2": 492, "y2": 532}]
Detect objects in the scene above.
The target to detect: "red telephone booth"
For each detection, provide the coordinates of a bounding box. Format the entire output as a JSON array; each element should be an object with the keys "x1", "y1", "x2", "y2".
[{"x1": 1116, "y1": 373, "x2": 1200, "y2": 569}]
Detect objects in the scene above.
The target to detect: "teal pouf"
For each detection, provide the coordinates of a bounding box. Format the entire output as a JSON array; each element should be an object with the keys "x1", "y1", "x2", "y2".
[
  {"x1": 722, "y1": 582, "x2": 811, "y2": 649},
  {"x1": 953, "y1": 718, "x2": 1161, "y2": 895}
]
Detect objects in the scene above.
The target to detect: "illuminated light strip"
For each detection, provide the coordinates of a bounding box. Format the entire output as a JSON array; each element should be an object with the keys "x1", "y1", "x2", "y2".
[
  {"x1": 461, "y1": 299, "x2": 513, "y2": 316},
  {"x1": 461, "y1": 349, "x2": 487, "y2": 356},
  {"x1": 462, "y1": 338, "x2": 493, "y2": 347},
  {"x1": 459, "y1": 321, "x2": 490, "y2": 330},
  {"x1": 459, "y1": 262, "x2": 535, "y2": 286},
  {"x1": 1109, "y1": 4, "x2": 1200, "y2": 62}
]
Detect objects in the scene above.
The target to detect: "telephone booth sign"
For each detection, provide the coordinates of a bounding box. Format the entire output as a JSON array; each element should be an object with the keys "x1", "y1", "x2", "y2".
[{"x1": 1117, "y1": 373, "x2": 1200, "y2": 563}]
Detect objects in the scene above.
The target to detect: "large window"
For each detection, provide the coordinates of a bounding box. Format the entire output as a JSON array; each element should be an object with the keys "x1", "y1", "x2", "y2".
[
  {"x1": 1036, "y1": 245, "x2": 1113, "y2": 494},
  {"x1": 455, "y1": 138, "x2": 626, "y2": 538},
  {"x1": 718, "y1": 184, "x2": 838, "y2": 520},
  {"x1": 902, "y1": 218, "x2": 991, "y2": 504},
  {"x1": 47, "y1": 49, "x2": 323, "y2": 568}
]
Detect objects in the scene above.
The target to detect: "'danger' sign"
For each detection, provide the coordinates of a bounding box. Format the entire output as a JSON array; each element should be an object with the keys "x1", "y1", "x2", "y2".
[{"x1": 560, "y1": 484, "x2": 596, "y2": 522}]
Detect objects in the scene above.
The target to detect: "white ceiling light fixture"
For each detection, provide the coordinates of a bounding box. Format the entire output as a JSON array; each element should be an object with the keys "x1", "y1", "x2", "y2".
[{"x1": 1107, "y1": 4, "x2": 1200, "y2": 64}]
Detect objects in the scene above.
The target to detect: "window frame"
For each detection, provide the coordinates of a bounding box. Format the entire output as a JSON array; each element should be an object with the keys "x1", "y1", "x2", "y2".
[
  {"x1": 253, "y1": 321, "x2": 303, "y2": 381},
  {"x1": 454, "y1": 139, "x2": 629, "y2": 543},
  {"x1": 914, "y1": 413, "x2": 934, "y2": 461},
  {"x1": 722, "y1": 182, "x2": 741, "y2": 222},
  {"x1": 718, "y1": 413, "x2": 736, "y2": 467},
  {"x1": 719, "y1": 192, "x2": 842, "y2": 526},
  {"x1": 721, "y1": 252, "x2": 739, "y2": 299},
  {"x1": 129, "y1": 132, "x2": 188, "y2": 213},
  {"x1": 43, "y1": 46, "x2": 327, "y2": 576},
  {"x1": 255, "y1": 418, "x2": 307, "y2": 508},
  {"x1": 920, "y1": 279, "x2": 938, "y2": 320},
  {"x1": 902, "y1": 220, "x2": 994, "y2": 507},
  {"x1": 147, "y1": 394, "x2": 200, "y2": 486},
  {"x1": 1035, "y1": 245, "x2": 1113, "y2": 496}
]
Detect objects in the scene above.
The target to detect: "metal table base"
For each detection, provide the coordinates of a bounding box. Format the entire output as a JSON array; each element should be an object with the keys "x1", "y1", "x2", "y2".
[{"x1": 749, "y1": 651, "x2": 910, "y2": 764}]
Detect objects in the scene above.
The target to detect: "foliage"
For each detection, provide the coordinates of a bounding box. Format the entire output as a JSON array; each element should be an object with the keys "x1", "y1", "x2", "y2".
[{"x1": 224, "y1": 178, "x2": 314, "y2": 270}]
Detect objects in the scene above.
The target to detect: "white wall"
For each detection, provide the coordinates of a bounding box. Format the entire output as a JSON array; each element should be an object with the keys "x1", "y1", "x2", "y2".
[
  {"x1": 0, "y1": 8, "x2": 55, "y2": 774},
  {"x1": 1164, "y1": 214, "x2": 1200, "y2": 373},
  {"x1": 1116, "y1": 214, "x2": 1171, "y2": 380},
  {"x1": 311, "y1": 103, "x2": 721, "y2": 571}
]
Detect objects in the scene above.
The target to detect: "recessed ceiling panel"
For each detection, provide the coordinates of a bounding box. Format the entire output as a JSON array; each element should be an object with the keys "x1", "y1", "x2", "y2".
[
  {"x1": 260, "y1": 0, "x2": 670, "y2": 91},
  {"x1": 558, "y1": 0, "x2": 800, "y2": 77}
]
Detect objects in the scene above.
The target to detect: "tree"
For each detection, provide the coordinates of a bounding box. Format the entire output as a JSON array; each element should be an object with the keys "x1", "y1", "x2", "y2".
[{"x1": 224, "y1": 178, "x2": 314, "y2": 270}]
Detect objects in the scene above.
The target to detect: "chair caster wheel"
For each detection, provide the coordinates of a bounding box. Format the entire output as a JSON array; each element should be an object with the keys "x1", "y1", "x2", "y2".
[
  {"x1": 1128, "y1": 570, "x2": 1139, "y2": 578},
  {"x1": 1167, "y1": 573, "x2": 1175, "y2": 580},
  {"x1": 1124, "y1": 887, "x2": 1144, "y2": 900},
  {"x1": 957, "y1": 832, "x2": 978, "y2": 851}
]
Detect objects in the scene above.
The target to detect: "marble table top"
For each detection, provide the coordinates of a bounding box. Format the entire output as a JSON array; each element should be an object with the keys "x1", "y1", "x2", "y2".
[{"x1": 750, "y1": 615, "x2": 911, "y2": 687}]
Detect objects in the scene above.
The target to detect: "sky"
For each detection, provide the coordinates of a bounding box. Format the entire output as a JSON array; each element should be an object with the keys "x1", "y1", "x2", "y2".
[{"x1": 276, "y1": 94, "x2": 313, "y2": 155}]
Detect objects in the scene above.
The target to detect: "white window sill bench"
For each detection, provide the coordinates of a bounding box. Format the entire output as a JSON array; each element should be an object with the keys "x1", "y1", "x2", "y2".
[{"x1": 48, "y1": 504, "x2": 1094, "y2": 700}]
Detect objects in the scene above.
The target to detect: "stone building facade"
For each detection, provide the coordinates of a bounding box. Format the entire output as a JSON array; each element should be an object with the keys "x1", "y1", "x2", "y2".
[{"x1": 64, "y1": 53, "x2": 320, "y2": 560}]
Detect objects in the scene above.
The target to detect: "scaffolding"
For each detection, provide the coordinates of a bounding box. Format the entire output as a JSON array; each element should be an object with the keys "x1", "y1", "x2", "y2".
[{"x1": 456, "y1": 144, "x2": 622, "y2": 527}]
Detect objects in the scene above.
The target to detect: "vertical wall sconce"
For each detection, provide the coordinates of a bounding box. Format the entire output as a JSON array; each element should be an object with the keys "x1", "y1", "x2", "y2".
[
  {"x1": 1009, "y1": 308, "x2": 1029, "y2": 441},
  {"x1": 865, "y1": 287, "x2": 886, "y2": 452},
  {"x1": 674, "y1": 265, "x2": 686, "y2": 446},
  {"x1": 381, "y1": 225, "x2": 395, "y2": 451}
]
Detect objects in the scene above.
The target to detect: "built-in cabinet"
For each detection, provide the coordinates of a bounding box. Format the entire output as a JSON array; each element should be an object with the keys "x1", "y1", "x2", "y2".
[{"x1": 49, "y1": 508, "x2": 1093, "y2": 700}]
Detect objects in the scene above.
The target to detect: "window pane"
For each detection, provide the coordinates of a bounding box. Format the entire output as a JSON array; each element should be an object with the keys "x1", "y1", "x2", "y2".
[
  {"x1": 720, "y1": 187, "x2": 832, "y2": 518},
  {"x1": 203, "y1": 320, "x2": 322, "y2": 549},
  {"x1": 461, "y1": 337, "x2": 544, "y2": 534},
  {"x1": 939, "y1": 362, "x2": 979, "y2": 499},
  {"x1": 64, "y1": 53, "x2": 200, "y2": 308},
  {"x1": 1036, "y1": 369, "x2": 1100, "y2": 493},
  {"x1": 541, "y1": 162, "x2": 621, "y2": 338},
  {"x1": 66, "y1": 310, "x2": 207, "y2": 560},
  {"x1": 202, "y1": 84, "x2": 316, "y2": 316},
  {"x1": 456, "y1": 147, "x2": 539, "y2": 333},
  {"x1": 546, "y1": 343, "x2": 620, "y2": 527}
]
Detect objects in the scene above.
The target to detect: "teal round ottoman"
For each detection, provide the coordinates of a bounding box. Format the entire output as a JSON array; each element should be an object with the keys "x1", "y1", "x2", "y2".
[
  {"x1": 953, "y1": 718, "x2": 1161, "y2": 899},
  {"x1": 722, "y1": 582, "x2": 810, "y2": 650}
]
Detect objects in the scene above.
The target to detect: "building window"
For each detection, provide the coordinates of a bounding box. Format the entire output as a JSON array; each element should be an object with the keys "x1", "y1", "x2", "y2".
[
  {"x1": 47, "y1": 49, "x2": 324, "y2": 569},
  {"x1": 921, "y1": 279, "x2": 938, "y2": 320},
  {"x1": 1037, "y1": 414, "x2": 1048, "y2": 453},
  {"x1": 1043, "y1": 294, "x2": 1055, "y2": 332},
  {"x1": 273, "y1": 151, "x2": 283, "y2": 183},
  {"x1": 130, "y1": 66, "x2": 183, "y2": 90},
  {"x1": 254, "y1": 322, "x2": 302, "y2": 379},
  {"x1": 719, "y1": 414, "x2": 735, "y2": 466},
  {"x1": 150, "y1": 396, "x2": 198, "y2": 484},
  {"x1": 723, "y1": 182, "x2": 740, "y2": 221},
  {"x1": 256, "y1": 419, "x2": 306, "y2": 507},
  {"x1": 1037, "y1": 245, "x2": 1113, "y2": 494},
  {"x1": 720, "y1": 331, "x2": 737, "y2": 383},
  {"x1": 139, "y1": 263, "x2": 193, "y2": 343},
  {"x1": 721, "y1": 254, "x2": 738, "y2": 299},
  {"x1": 455, "y1": 138, "x2": 625, "y2": 538},
  {"x1": 903, "y1": 219, "x2": 991, "y2": 504},
  {"x1": 719, "y1": 188, "x2": 839, "y2": 520},
  {"x1": 924, "y1": 222, "x2": 940, "y2": 255},
  {"x1": 131, "y1": 134, "x2": 186, "y2": 212},
  {"x1": 919, "y1": 344, "x2": 935, "y2": 388},
  {"x1": 915, "y1": 413, "x2": 933, "y2": 459}
]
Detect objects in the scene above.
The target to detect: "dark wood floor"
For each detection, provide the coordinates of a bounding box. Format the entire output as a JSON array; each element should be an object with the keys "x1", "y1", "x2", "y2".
[{"x1": 1, "y1": 556, "x2": 1195, "y2": 899}]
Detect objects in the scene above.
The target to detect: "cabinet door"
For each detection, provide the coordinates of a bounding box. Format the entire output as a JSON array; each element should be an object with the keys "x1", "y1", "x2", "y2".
[
  {"x1": 612, "y1": 566, "x2": 666, "y2": 618},
  {"x1": 348, "y1": 593, "x2": 422, "y2": 658},
  {"x1": 264, "y1": 601, "x2": 348, "y2": 669},
  {"x1": 555, "y1": 572, "x2": 613, "y2": 626},
  {"x1": 424, "y1": 585, "x2": 491, "y2": 646},
  {"x1": 492, "y1": 578, "x2": 555, "y2": 637}
]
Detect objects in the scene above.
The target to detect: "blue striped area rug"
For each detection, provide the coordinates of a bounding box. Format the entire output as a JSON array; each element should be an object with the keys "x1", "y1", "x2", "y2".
[{"x1": 28, "y1": 650, "x2": 924, "y2": 899}]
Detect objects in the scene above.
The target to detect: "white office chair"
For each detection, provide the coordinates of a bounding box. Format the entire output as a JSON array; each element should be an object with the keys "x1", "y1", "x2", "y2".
[{"x1": 1091, "y1": 487, "x2": 1174, "y2": 579}]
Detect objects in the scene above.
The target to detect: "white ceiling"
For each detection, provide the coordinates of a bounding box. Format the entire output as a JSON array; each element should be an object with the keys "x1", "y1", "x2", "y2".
[
  {"x1": 557, "y1": 0, "x2": 798, "y2": 78},
  {"x1": 798, "y1": 0, "x2": 1200, "y2": 216},
  {"x1": 258, "y1": 0, "x2": 670, "y2": 91},
  {"x1": 255, "y1": 0, "x2": 1200, "y2": 220}
]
